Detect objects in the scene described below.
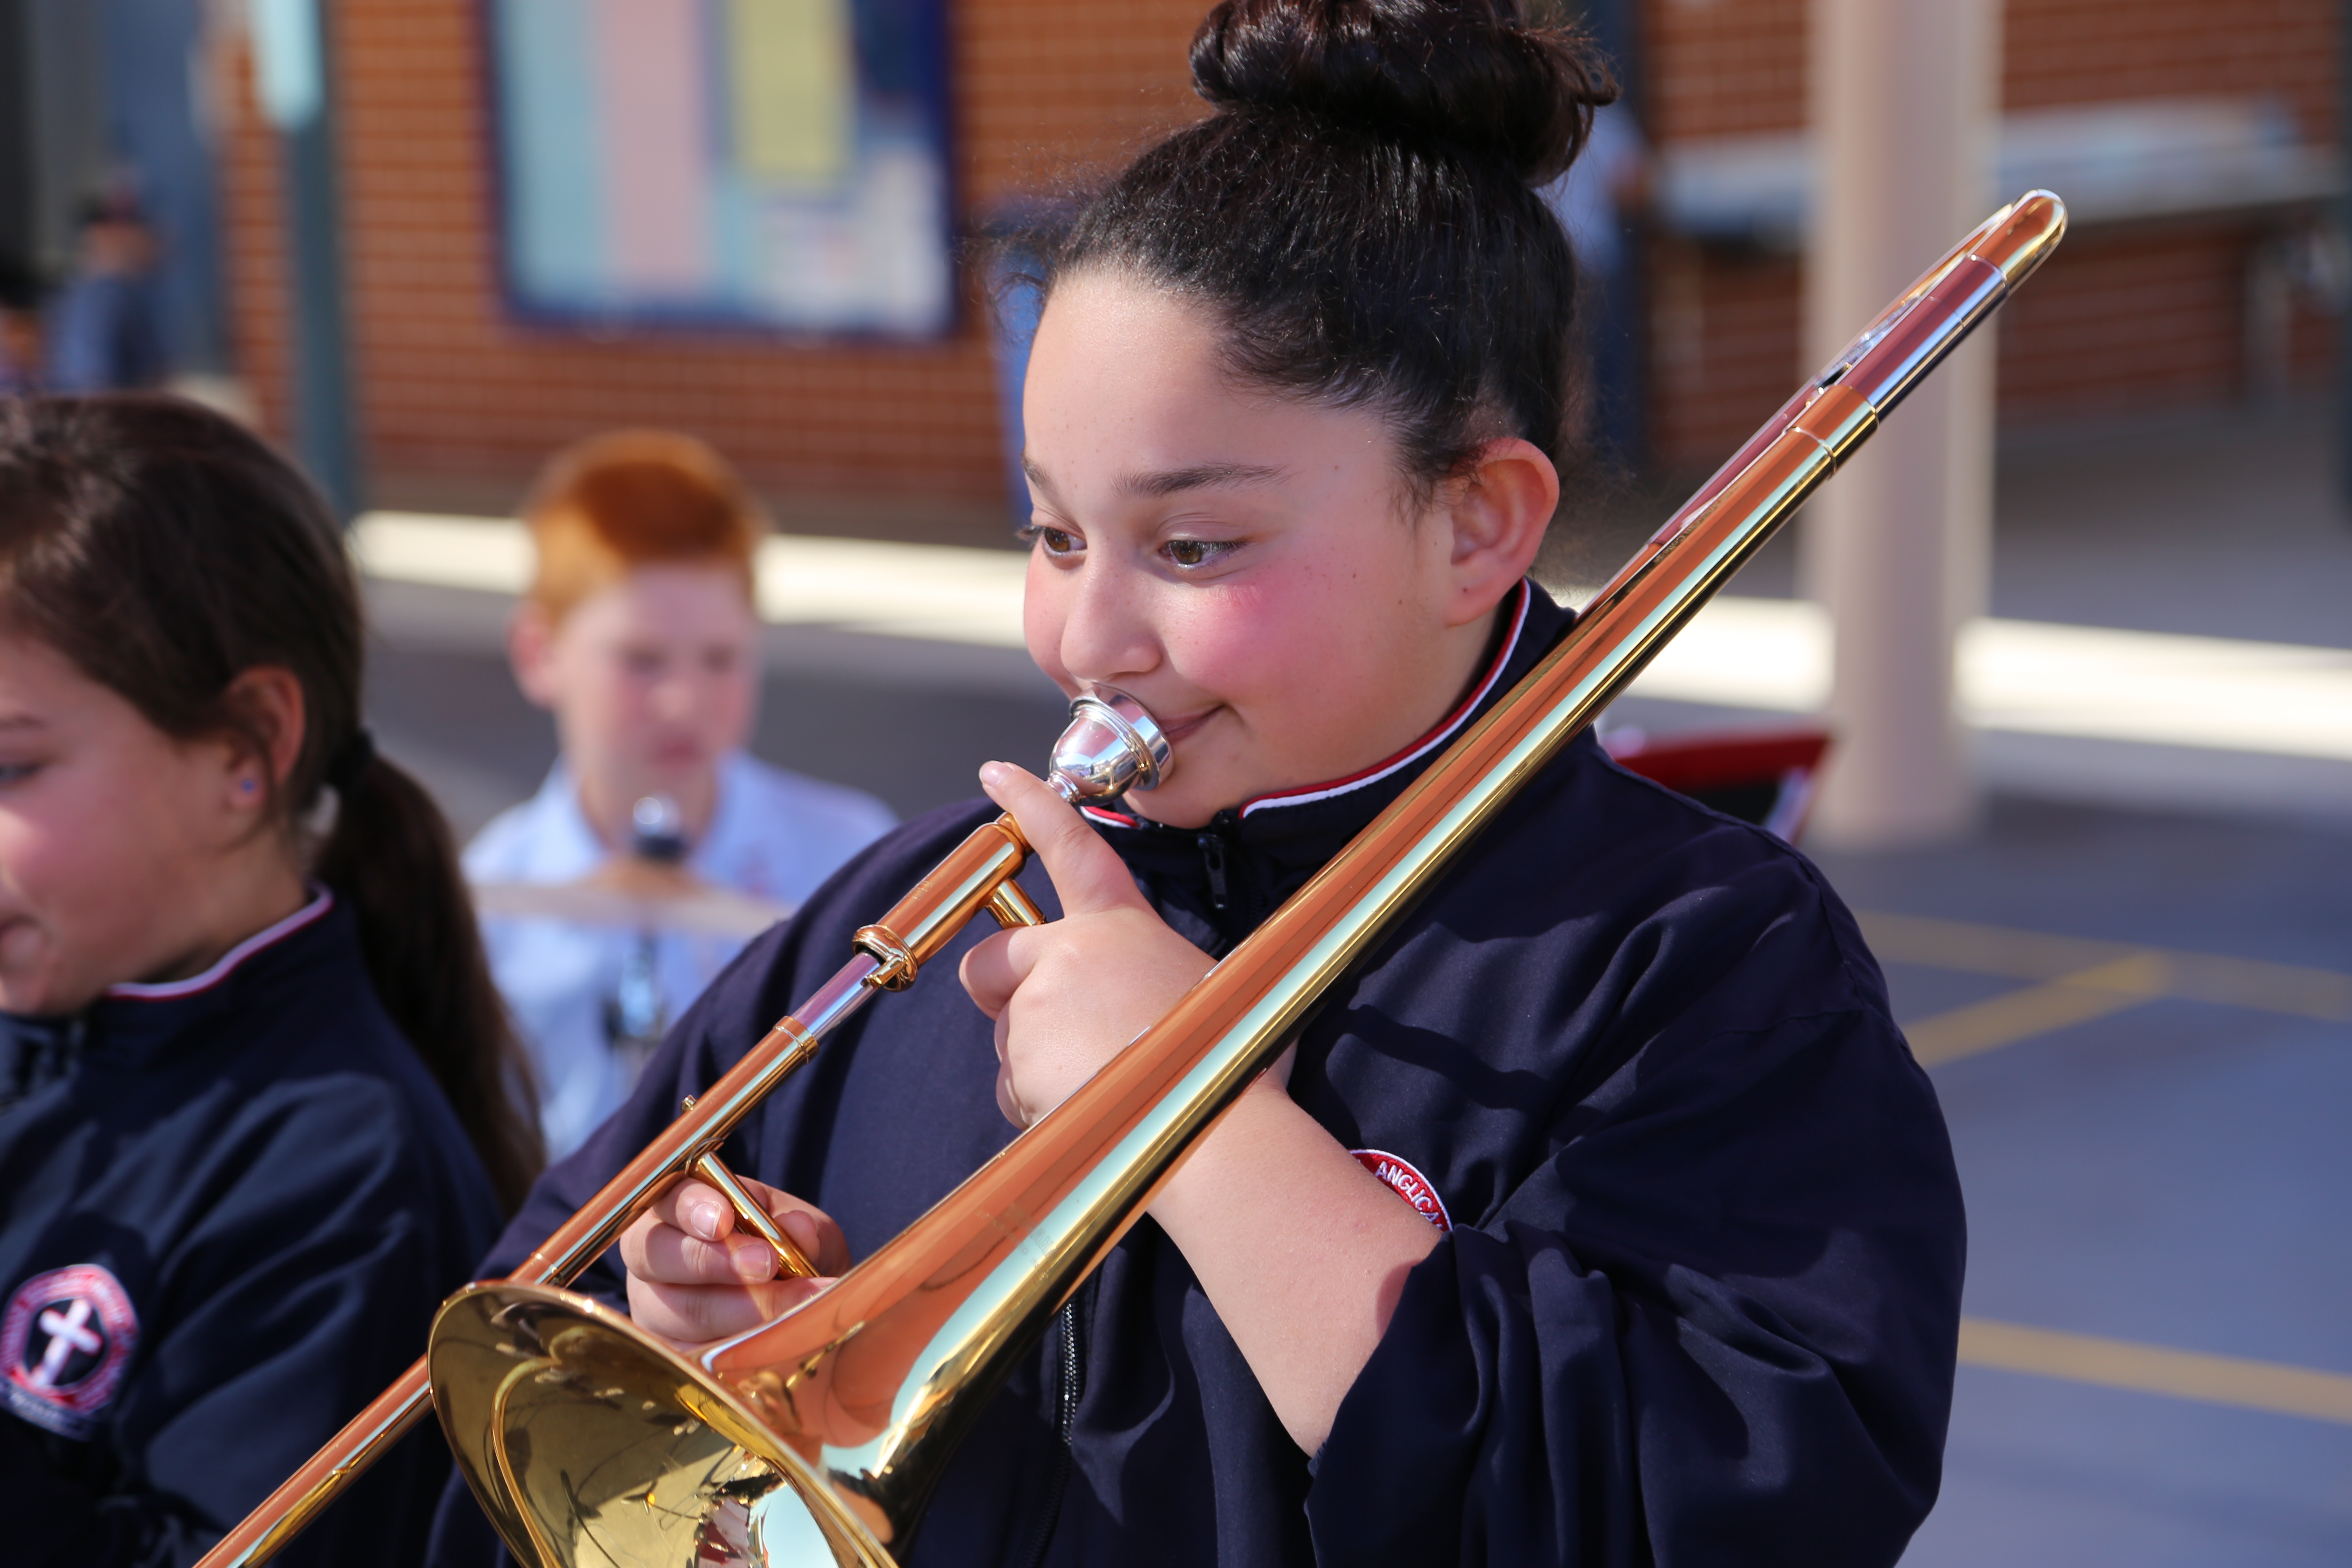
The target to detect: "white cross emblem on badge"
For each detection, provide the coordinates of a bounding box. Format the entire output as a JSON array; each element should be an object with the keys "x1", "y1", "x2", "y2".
[{"x1": 31, "y1": 1298, "x2": 104, "y2": 1387}]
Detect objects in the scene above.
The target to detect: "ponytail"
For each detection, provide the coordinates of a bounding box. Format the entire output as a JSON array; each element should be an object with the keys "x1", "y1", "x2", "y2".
[
  {"x1": 317, "y1": 750, "x2": 545, "y2": 1211},
  {"x1": 0, "y1": 395, "x2": 544, "y2": 1210}
]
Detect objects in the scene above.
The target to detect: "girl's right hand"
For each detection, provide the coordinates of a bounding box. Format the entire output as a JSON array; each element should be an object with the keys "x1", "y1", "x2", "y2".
[{"x1": 619, "y1": 1176, "x2": 848, "y2": 1347}]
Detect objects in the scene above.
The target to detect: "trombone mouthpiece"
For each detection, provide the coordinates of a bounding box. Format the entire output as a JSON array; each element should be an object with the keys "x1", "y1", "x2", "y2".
[{"x1": 1048, "y1": 686, "x2": 1171, "y2": 802}]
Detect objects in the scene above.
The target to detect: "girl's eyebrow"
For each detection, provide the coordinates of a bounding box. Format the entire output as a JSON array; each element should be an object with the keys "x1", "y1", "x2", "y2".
[
  {"x1": 1117, "y1": 462, "x2": 1285, "y2": 499},
  {"x1": 1019, "y1": 454, "x2": 1063, "y2": 506},
  {"x1": 1020, "y1": 456, "x2": 1288, "y2": 504}
]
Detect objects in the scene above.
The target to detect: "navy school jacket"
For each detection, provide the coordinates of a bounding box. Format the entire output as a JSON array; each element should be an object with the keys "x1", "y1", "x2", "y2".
[
  {"x1": 0, "y1": 893, "x2": 506, "y2": 1568},
  {"x1": 429, "y1": 582, "x2": 1964, "y2": 1568}
]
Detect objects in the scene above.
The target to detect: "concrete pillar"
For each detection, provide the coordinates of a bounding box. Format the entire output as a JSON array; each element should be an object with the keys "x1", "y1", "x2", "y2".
[{"x1": 1800, "y1": 0, "x2": 2000, "y2": 847}]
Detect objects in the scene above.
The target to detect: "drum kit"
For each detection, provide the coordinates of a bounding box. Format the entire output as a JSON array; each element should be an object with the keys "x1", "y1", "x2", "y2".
[
  {"x1": 467, "y1": 792, "x2": 794, "y2": 1075},
  {"x1": 469, "y1": 794, "x2": 792, "y2": 943},
  {"x1": 468, "y1": 865, "x2": 789, "y2": 943}
]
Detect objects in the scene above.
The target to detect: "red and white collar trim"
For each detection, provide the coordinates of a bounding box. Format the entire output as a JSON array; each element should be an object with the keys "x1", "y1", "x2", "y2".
[
  {"x1": 106, "y1": 890, "x2": 334, "y2": 1001},
  {"x1": 1079, "y1": 582, "x2": 1531, "y2": 829}
]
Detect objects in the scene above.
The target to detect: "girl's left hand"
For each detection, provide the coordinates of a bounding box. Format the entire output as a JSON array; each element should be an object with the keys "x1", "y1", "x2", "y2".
[{"x1": 959, "y1": 761, "x2": 1222, "y2": 1127}]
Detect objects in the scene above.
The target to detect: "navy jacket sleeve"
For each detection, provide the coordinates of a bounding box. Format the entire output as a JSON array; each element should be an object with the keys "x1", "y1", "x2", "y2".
[
  {"x1": 10, "y1": 1076, "x2": 486, "y2": 1568},
  {"x1": 1304, "y1": 860, "x2": 1964, "y2": 1568}
]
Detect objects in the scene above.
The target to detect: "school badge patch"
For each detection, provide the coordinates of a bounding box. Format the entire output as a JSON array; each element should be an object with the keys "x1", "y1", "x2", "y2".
[
  {"x1": 2, "y1": 1264, "x2": 140, "y2": 1439},
  {"x1": 1351, "y1": 1148, "x2": 1452, "y2": 1232}
]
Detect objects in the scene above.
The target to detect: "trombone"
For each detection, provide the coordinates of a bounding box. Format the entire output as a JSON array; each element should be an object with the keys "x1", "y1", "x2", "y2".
[{"x1": 198, "y1": 191, "x2": 2065, "y2": 1568}]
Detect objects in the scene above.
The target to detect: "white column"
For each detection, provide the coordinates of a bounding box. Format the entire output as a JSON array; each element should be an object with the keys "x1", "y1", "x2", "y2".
[{"x1": 1800, "y1": 0, "x2": 2000, "y2": 848}]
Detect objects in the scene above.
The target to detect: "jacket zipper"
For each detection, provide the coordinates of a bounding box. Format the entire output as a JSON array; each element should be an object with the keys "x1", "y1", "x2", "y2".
[
  {"x1": 1011, "y1": 1285, "x2": 1089, "y2": 1568},
  {"x1": 1196, "y1": 830, "x2": 1231, "y2": 913}
]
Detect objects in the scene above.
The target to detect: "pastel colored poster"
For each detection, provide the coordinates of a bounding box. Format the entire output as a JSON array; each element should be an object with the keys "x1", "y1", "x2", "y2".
[{"x1": 485, "y1": 0, "x2": 952, "y2": 337}]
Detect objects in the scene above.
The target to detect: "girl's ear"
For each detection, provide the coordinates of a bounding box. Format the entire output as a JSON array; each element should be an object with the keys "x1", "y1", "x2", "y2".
[
  {"x1": 1442, "y1": 437, "x2": 1558, "y2": 628},
  {"x1": 222, "y1": 665, "x2": 307, "y2": 794},
  {"x1": 508, "y1": 602, "x2": 561, "y2": 710}
]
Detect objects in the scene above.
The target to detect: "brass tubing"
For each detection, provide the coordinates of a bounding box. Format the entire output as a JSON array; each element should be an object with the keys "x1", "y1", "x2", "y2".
[
  {"x1": 194, "y1": 1363, "x2": 435, "y2": 1568},
  {"x1": 683, "y1": 1095, "x2": 823, "y2": 1282},
  {"x1": 694, "y1": 1150, "x2": 821, "y2": 1282},
  {"x1": 427, "y1": 192, "x2": 2067, "y2": 1568},
  {"x1": 986, "y1": 880, "x2": 1047, "y2": 930},
  {"x1": 854, "y1": 816, "x2": 1033, "y2": 989},
  {"x1": 511, "y1": 1012, "x2": 828, "y2": 1285}
]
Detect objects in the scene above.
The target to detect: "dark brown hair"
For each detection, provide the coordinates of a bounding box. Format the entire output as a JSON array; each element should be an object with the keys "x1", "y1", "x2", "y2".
[
  {"x1": 1037, "y1": 0, "x2": 1615, "y2": 491},
  {"x1": 0, "y1": 394, "x2": 543, "y2": 1210}
]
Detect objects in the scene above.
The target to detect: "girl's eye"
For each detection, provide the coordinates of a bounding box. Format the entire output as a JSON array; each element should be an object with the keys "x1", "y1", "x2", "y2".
[
  {"x1": 1020, "y1": 524, "x2": 1082, "y2": 557},
  {"x1": 1162, "y1": 538, "x2": 1238, "y2": 571},
  {"x1": 0, "y1": 763, "x2": 40, "y2": 787}
]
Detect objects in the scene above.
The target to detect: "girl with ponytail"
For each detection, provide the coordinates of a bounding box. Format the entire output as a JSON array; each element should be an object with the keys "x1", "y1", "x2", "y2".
[
  {"x1": 448, "y1": 5, "x2": 1964, "y2": 1565},
  {"x1": 0, "y1": 393, "x2": 537, "y2": 1567}
]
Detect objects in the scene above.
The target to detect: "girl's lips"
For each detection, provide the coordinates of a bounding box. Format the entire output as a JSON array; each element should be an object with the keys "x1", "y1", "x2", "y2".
[{"x1": 1155, "y1": 707, "x2": 1221, "y2": 747}]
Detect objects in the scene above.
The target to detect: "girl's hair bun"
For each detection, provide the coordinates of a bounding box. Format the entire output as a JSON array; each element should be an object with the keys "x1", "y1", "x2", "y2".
[{"x1": 1190, "y1": 0, "x2": 1615, "y2": 185}]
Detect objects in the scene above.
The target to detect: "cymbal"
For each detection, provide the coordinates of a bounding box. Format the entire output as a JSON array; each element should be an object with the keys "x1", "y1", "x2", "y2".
[{"x1": 469, "y1": 867, "x2": 793, "y2": 940}]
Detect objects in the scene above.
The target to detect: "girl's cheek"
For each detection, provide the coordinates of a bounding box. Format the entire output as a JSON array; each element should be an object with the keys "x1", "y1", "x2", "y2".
[
  {"x1": 1164, "y1": 582, "x2": 1309, "y2": 705},
  {"x1": 0, "y1": 829, "x2": 90, "y2": 1005}
]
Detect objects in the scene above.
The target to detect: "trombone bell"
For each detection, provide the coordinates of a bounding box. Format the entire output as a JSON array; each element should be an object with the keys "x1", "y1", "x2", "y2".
[{"x1": 431, "y1": 1284, "x2": 890, "y2": 1568}]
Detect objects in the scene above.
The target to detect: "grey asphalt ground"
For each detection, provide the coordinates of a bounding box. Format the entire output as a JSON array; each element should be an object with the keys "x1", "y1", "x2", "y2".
[{"x1": 368, "y1": 403, "x2": 2352, "y2": 1565}]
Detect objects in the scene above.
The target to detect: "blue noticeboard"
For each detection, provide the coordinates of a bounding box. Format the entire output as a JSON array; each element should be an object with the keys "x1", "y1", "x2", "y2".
[{"x1": 482, "y1": 0, "x2": 953, "y2": 339}]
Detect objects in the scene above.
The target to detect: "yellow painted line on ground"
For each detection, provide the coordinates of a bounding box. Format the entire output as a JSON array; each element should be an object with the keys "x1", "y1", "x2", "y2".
[
  {"x1": 1859, "y1": 910, "x2": 2142, "y2": 981},
  {"x1": 1960, "y1": 1317, "x2": 2352, "y2": 1426},
  {"x1": 1905, "y1": 956, "x2": 2168, "y2": 1066},
  {"x1": 2158, "y1": 949, "x2": 2352, "y2": 1022},
  {"x1": 1859, "y1": 910, "x2": 2352, "y2": 1063}
]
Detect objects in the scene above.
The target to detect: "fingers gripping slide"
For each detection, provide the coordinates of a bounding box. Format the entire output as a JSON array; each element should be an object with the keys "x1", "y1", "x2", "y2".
[{"x1": 852, "y1": 684, "x2": 1163, "y2": 989}]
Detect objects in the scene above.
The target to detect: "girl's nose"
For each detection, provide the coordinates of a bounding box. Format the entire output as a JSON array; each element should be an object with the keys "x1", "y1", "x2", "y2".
[{"x1": 1054, "y1": 555, "x2": 1160, "y2": 689}]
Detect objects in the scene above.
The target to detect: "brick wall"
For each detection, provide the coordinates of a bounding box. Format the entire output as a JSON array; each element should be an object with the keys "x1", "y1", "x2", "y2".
[
  {"x1": 220, "y1": 0, "x2": 2341, "y2": 517},
  {"x1": 1646, "y1": 0, "x2": 1806, "y2": 140},
  {"x1": 223, "y1": 0, "x2": 1210, "y2": 535},
  {"x1": 1646, "y1": 0, "x2": 2342, "y2": 469}
]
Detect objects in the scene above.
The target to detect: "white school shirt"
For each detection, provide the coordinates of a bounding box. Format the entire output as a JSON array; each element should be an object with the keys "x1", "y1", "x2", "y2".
[{"x1": 463, "y1": 753, "x2": 897, "y2": 1157}]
